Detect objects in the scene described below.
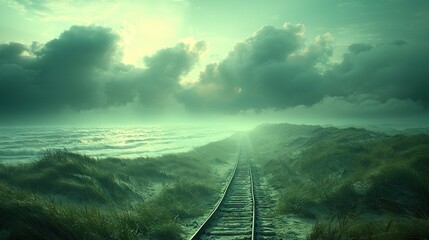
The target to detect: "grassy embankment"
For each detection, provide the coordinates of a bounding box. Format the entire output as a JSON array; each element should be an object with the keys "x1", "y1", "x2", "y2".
[
  {"x1": 0, "y1": 137, "x2": 238, "y2": 240},
  {"x1": 249, "y1": 124, "x2": 429, "y2": 239}
]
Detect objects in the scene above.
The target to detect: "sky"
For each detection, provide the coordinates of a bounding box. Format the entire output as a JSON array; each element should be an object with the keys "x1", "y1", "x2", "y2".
[{"x1": 0, "y1": 0, "x2": 429, "y2": 126}]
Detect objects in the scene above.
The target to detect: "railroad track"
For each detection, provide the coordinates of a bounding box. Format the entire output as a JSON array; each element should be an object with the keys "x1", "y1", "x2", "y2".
[{"x1": 190, "y1": 139, "x2": 277, "y2": 240}]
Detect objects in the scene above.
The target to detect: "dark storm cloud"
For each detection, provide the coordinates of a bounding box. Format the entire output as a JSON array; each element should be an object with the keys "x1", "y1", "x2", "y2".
[
  {"x1": 329, "y1": 42, "x2": 429, "y2": 105},
  {"x1": 1, "y1": 22, "x2": 428, "y2": 118},
  {"x1": 137, "y1": 41, "x2": 206, "y2": 107},
  {"x1": 0, "y1": 42, "x2": 28, "y2": 64},
  {"x1": 179, "y1": 24, "x2": 333, "y2": 112},
  {"x1": 0, "y1": 25, "x2": 204, "y2": 116},
  {"x1": 0, "y1": 26, "x2": 120, "y2": 114},
  {"x1": 180, "y1": 23, "x2": 429, "y2": 113},
  {"x1": 0, "y1": 42, "x2": 40, "y2": 113},
  {"x1": 287, "y1": 95, "x2": 428, "y2": 122},
  {"x1": 35, "y1": 25, "x2": 120, "y2": 110},
  {"x1": 347, "y1": 43, "x2": 373, "y2": 54},
  {"x1": 180, "y1": 23, "x2": 333, "y2": 112}
]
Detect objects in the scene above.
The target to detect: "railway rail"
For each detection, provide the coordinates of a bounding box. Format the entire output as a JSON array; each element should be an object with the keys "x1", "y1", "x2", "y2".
[{"x1": 190, "y1": 139, "x2": 276, "y2": 240}]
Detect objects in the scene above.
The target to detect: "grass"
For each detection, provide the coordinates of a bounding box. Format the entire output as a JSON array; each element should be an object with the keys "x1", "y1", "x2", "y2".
[
  {"x1": 0, "y1": 137, "x2": 238, "y2": 239},
  {"x1": 0, "y1": 182, "x2": 138, "y2": 240},
  {"x1": 308, "y1": 217, "x2": 429, "y2": 240},
  {"x1": 0, "y1": 149, "x2": 134, "y2": 204},
  {"x1": 155, "y1": 181, "x2": 216, "y2": 219},
  {"x1": 248, "y1": 124, "x2": 429, "y2": 238}
]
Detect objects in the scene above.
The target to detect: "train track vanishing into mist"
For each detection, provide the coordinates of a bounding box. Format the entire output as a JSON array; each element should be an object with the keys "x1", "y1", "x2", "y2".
[{"x1": 190, "y1": 139, "x2": 277, "y2": 240}]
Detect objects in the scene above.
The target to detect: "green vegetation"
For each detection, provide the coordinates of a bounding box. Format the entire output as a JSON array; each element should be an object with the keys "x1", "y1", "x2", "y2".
[
  {"x1": 0, "y1": 137, "x2": 238, "y2": 240},
  {"x1": 308, "y1": 217, "x2": 429, "y2": 240},
  {"x1": 249, "y1": 124, "x2": 429, "y2": 239},
  {"x1": 3, "y1": 123, "x2": 428, "y2": 239},
  {"x1": 0, "y1": 183, "x2": 137, "y2": 239}
]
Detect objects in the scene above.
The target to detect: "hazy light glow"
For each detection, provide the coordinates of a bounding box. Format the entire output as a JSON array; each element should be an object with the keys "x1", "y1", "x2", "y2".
[{"x1": 0, "y1": 0, "x2": 428, "y2": 127}]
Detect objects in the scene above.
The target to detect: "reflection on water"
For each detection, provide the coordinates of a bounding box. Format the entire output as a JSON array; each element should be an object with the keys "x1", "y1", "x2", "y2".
[{"x1": 0, "y1": 125, "x2": 238, "y2": 164}]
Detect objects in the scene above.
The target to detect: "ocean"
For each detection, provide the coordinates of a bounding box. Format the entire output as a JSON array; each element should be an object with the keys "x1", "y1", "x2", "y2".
[{"x1": 0, "y1": 125, "x2": 239, "y2": 164}]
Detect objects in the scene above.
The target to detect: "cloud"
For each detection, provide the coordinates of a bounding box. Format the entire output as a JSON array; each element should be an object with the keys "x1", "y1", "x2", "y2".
[
  {"x1": 137, "y1": 41, "x2": 206, "y2": 107},
  {"x1": 0, "y1": 42, "x2": 29, "y2": 64},
  {"x1": 244, "y1": 94, "x2": 429, "y2": 127},
  {"x1": 0, "y1": 26, "x2": 122, "y2": 114},
  {"x1": 13, "y1": 0, "x2": 52, "y2": 14},
  {"x1": 347, "y1": 43, "x2": 372, "y2": 54},
  {"x1": 179, "y1": 23, "x2": 333, "y2": 112},
  {"x1": 0, "y1": 25, "x2": 205, "y2": 117},
  {"x1": 391, "y1": 40, "x2": 407, "y2": 47},
  {"x1": 35, "y1": 26, "x2": 120, "y2": 110},
  {"x1": 1, "y1": 22, "x2": 428, "y2": 122},
  {"x1": 291, "y1": 95, "x2": 428, "y2": 119},
  {"x1": 328, "y1": 42, "x2": 429, "y2": 105},
  {"x1": 179, "y1": 22, "x2": 429, "y2": 118}
]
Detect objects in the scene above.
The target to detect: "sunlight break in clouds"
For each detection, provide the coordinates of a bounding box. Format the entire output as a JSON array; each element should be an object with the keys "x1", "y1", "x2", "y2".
[
  {"x1": 5, "y1": 0, "x2": 187, "y2": 66},
  {"x1": 0, "y1": 0, "x2": 428, "y2": 125}
]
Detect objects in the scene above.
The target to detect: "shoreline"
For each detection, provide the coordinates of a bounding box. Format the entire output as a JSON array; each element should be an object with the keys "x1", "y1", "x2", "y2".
[{"x1": 1, "y1": 124, "x2": 428, "y2": 239}]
